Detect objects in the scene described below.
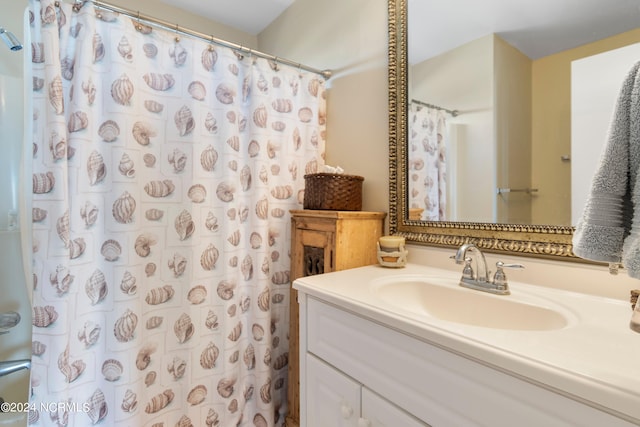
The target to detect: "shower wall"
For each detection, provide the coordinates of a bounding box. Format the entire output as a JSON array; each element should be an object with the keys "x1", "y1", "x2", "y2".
[
  {"x1": 0, "y1": 4, "x2": 29, "y2": 426},
  {"x1": 0, "y1": 1, "x2": 25, "y2": 78}
]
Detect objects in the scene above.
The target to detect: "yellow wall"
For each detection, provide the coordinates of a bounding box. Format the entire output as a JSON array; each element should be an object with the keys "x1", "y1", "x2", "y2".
[
  {"x1": 531, "y1": 28, "x2": 640, "y2": 225},
  {"x1": 494, "y1": 35, "x2": 532, "y2": 224}
]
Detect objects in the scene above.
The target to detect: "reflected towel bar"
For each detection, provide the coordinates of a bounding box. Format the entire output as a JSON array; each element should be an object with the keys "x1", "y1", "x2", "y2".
[{"x1": 497, "y1": 188, "x2": 539, "y2": 195}]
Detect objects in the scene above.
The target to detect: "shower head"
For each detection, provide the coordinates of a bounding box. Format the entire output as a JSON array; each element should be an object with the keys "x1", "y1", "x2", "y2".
[{"x1": 0, "y1": 28, "x2": 22, "y2": 52}]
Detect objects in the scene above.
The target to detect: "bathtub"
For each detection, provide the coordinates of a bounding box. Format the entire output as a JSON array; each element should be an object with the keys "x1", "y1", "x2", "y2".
[{"x1": 0, "y1": 230, "x2": 31, "y2": 426}]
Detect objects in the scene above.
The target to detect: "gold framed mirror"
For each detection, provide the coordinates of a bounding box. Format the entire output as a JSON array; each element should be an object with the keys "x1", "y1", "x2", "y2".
[{"x1": 387, "y1": 0, "x2": 578, "y2": 260}]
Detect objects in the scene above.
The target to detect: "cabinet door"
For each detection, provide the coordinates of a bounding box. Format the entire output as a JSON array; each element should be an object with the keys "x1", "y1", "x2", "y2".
[
  {"x1": 300, "y1": 229, "x2": 334, "y2": 276},
  {"x1": 306, "y1": 354, "x2": 361, "y2": 427},
  {"x1": 362, "y1": 388, "x2": 430, "y2": 427}
]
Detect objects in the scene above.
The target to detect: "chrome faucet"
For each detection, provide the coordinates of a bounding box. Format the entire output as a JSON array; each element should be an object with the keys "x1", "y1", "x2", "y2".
[
  {"x1": 0, "y1": 359, "x2": 31, "y2": 378},
  {"x1": 453, "y1": 243, "x2": 523, "y2": 295}
]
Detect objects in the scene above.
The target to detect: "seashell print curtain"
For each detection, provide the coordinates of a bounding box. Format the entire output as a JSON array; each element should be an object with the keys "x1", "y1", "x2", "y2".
[
  {"x1": 28, "y1": 1, "x2": 326, "y2": 425},
  {"x1": 408, "y1": 102, "x2": 447, "y2": 221}
]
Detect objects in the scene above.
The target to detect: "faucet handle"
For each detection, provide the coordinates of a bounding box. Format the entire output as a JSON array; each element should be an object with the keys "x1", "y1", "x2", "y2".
[
  {"x1": 493, "y1": 261, "x2": 524, "y2": 292},
  {"x1": 496, "y1": 261, "x2": 525, "y2": 270}
]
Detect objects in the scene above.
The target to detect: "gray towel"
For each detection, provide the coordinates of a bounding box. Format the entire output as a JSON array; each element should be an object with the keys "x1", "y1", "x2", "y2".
[{"x1": 573, "y1": 60, "x2": 640, "y2": 277}]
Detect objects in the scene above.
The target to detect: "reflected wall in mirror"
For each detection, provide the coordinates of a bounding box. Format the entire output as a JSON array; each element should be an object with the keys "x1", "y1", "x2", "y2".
[{"x1": 388, "y1": 0, "x2": 640, "y2": 259}]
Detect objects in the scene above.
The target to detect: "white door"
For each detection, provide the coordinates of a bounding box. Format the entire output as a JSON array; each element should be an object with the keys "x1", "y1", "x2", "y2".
[{"x1": 306, "y1": 354, "x2": 361, "y2": 427}]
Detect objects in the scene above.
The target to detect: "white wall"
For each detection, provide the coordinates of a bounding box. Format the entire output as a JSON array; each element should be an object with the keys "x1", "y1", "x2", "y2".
[{"x1": 571, "y1": 43, "x2": 640, "y2": 225}]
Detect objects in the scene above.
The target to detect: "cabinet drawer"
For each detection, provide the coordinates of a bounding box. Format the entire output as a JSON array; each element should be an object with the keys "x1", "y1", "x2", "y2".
[{"x1": 306, "y1": 297, "x2": 634, "y2": 427}]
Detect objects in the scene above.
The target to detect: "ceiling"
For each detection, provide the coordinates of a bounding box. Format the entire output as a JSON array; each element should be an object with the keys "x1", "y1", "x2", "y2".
[{"x1": 408, "y1": 0, "x2": 640, "y2": 64}]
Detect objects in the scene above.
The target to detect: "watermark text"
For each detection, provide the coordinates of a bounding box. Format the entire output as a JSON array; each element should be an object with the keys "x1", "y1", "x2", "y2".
[{"x1": 0, "y1": 401, "x2": 90, "y2": 413}]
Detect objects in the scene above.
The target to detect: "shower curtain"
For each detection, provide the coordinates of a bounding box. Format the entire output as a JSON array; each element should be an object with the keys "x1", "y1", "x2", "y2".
[
  {"x1": 408, "y1": 102, "x2": 447, "y2": 221},
  {"x1": 27, "y1": 1, "x2": 326, "y2": 426}
]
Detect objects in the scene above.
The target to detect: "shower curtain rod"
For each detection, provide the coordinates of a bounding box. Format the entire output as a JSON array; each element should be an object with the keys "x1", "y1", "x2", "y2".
[
  {"x1": 64, "y1": 0, "x2": 332, "y2": 80},
  {"x1": 411, "y1": 99, "x2": 459, "y2": 117}
]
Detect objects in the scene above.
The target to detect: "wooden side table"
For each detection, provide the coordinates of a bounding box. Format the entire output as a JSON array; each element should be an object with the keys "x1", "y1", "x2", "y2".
[{"x1": 285, "y1": 210, "x2": 386, "y2": 427}]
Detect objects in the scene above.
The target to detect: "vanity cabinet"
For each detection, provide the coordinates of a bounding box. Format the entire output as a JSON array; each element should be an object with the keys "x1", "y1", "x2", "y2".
[
  {"x1": 285, "y1": 210, "x2": 386, "y2": 427},
  {"x1": 297, "y1": 295, "x2": 637, "y2": 427}
]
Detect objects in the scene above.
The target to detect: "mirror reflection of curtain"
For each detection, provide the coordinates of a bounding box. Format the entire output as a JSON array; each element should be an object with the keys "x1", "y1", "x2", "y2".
[
  {"x1": 28, "y1": 0, "x2": 326, "y2": 425},
  {"x1": 408, "y1": 102, "x2": 447, "y2": 220}
]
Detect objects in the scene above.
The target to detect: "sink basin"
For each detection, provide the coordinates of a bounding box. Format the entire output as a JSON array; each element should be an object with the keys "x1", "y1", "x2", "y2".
[{"x1": 369, "y1": 275, "x2": 573, "y2": 331}]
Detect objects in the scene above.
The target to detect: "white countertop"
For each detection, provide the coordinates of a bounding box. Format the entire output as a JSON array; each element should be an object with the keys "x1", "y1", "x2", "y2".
[{"x1": 293, "y1": 263, "x2": 640, "y2": 423}]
